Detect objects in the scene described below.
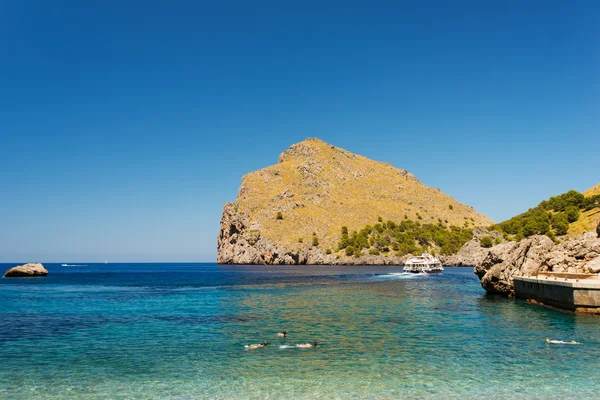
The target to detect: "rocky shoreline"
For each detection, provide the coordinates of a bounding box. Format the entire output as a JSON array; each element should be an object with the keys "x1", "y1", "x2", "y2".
[
  {"x1": 219, "y1": 203, "x2": 600, "y2": 299},
  {"x1": 474, "y1": 232, "x2": 600, "y2": 296}
]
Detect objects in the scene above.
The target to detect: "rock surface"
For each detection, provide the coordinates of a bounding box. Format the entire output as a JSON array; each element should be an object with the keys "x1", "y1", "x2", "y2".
[
  {"x1": 4, "y1": 263, "x2": 48, "y2": 277},
  {"x1": 218, "y1": 138, "x2": 493, "y2": 264},
  {"x1": 442, "y1": 227, "x2": 504, "y2": 267},
  {"x1": 474, "y1": 232, "x2": 600, "y2": 296}
]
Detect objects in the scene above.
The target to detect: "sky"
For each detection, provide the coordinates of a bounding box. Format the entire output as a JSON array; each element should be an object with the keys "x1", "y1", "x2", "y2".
[{"x1": 1, "y1": 1, "x2": 598, "y2": 262}]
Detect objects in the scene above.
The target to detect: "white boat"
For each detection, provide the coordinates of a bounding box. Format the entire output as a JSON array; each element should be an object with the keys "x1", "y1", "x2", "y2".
[
  {"x1": 403, "y1": 253, "x2": 444, "y2": 273},
  {"x1": 61, "y1": 263, "x2": 68, "y2": 266}
]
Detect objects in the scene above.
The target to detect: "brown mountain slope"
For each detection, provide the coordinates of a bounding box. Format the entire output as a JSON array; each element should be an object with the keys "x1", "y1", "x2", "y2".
[
  {"x1": 569, "y1": 183, "x2": 600, "y2": 236},
  {"x1": 584, "y1": 184, "x2": 600, "y2": 197},
  {"x1": 218, "y1": 138, "x2": 493, "y2": 264}
]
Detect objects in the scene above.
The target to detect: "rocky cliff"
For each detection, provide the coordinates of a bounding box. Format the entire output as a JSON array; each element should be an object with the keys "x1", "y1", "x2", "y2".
[
  {"x1": 474, "y1": 232, "x2": 600, "y2": 296},
  {"x1": 218, "y1": 138, "x2": 493, "y2": 264}
]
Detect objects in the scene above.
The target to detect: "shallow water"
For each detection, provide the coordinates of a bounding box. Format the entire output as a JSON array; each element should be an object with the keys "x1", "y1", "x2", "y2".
[{"x1": 1, "y1": 263, "x2": 599, "y2": 399}]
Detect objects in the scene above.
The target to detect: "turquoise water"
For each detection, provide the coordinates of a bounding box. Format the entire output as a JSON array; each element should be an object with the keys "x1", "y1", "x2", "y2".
[{"x1": 1, "y1": 263, "x2": 600, "y2": 399}]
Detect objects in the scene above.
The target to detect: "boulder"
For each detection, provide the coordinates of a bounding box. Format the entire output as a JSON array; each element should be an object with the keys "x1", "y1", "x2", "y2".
[
  {"x1": 586, "y1": 256, "x2": 600, "y2": 274},
  {"x1": 4, "y1": 263, "x2": 48, "y2": 277}
]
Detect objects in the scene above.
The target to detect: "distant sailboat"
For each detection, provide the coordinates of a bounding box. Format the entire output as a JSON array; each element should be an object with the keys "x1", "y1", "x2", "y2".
[{"x1": 104, "y1": 260, "x2": 108, "y2": 264}]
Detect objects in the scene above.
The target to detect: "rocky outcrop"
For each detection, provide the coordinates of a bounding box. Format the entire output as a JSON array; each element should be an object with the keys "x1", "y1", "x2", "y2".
[
  {"x1": 442, "y1": 227, "x2": 504, "y2": 266},
  {"x1": 474, "y1": 232, "x2": 600, "y2": 296},
  {"x1": 4, "y1": 263, "x2": 48, "y2": 277},
  {"x1": 474, "y1": 236, "x2": 554, "y2": 296}
]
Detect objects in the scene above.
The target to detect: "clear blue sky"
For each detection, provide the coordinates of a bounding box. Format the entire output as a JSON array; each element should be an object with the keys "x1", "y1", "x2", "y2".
[{"x1": 1, "y1": 1, "x2": 598, "y2": 262}]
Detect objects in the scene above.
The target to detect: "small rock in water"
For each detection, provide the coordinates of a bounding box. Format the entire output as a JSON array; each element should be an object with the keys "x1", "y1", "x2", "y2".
[{"x1": 4, "y1": 263, "x2": 48, "y2": 277}]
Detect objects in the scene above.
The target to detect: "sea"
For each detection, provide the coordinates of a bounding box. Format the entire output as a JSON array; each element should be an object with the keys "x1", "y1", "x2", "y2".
[{"x1": 1, "y1": 263, "x2": 600, "y2": 399}]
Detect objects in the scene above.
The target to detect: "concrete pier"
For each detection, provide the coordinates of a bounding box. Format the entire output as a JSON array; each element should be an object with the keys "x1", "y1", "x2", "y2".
[{"x1": 514, "y1": 273, "x2": 600, "y2": 314}]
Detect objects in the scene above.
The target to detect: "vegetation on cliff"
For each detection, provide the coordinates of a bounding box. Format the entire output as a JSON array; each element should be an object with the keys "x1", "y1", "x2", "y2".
[
  {"x1": 336, "y1": 219, "x2": 473, "y2": 257},
  {"x1": 493, "y1": 188, "x2": 600, "y2": 240},
  {"x1": 569, "y1": 184, "x2": 600, "y2": 236}
]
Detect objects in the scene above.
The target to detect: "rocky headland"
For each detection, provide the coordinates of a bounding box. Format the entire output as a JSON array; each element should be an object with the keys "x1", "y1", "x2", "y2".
[
  {"x1": 218, "y1": 138, "x2": 493, "y2": 265},
  {"x1": 4, "y1": 263, "x2": 48, "y2": 277}
]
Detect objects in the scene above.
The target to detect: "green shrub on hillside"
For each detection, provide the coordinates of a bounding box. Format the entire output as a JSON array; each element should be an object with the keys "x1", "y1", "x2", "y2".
[
  {"x1": 551, "y1": 213, "x2": 569, "y2": 236},
  {"x1": 583, "y1": 194, "x2": 600, "y2": 211},
  {"x1": 494, "y1": 189, "x2": 593, "y2": 239},
  {"x1": 337, "y1": 219, "x2": 472, "y2": 256},
  {"x1": 480, "y1": 236, "x2": 493, "y2": 248},
  {"x1": 276, "y1": 212, "x2": 283, "y2": 220},
  {"x1": 540, "y1": 190, "x2": 585, "y2": 212},
  {"x1": 565, "y1": 206, "x2": 580, "y2": 223}
]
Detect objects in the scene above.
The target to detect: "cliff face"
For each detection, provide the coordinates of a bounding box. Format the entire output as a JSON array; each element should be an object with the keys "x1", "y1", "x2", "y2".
[{"x1": 218, "y1": 138, "x2": 493, "y2": 265}]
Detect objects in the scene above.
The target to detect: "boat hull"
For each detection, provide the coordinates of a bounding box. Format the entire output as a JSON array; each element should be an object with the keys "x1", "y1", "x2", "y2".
[{"x1": 404, "y1": 269, "x2": 444, "y2": 274}]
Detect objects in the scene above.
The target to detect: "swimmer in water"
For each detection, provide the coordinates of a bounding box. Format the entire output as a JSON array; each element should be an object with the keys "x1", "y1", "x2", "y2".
[
  {"x1": 296, "y1": 342, "x2": 318, "y2": 348},
  {"x1": 277, "y1": 331, "x2": 287, "y2": 338},
  {"x1": 546, "y1": 338, "x2": 581, "y2": 345},
  {"x1": 245, "y1": 341, "x2": 270, "y2": 350}
]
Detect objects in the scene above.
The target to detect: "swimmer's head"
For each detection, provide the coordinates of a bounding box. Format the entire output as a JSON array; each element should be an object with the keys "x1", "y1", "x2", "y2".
[{"x1": 313, "y1": 341, "x2": 318, "y2": 347}]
